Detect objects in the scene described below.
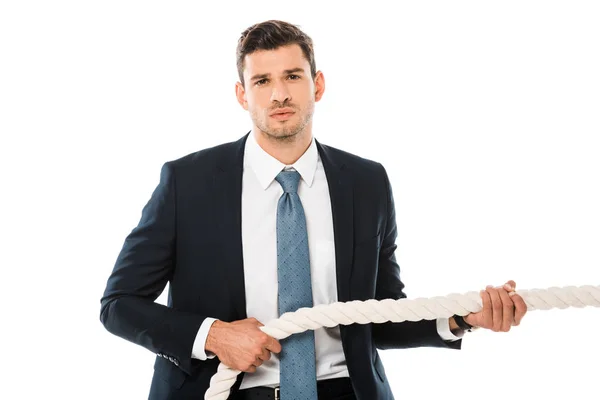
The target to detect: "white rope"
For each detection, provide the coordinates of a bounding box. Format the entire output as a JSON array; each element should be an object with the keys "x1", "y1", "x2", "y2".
[{"x1": 204, "y1": 285, "x2": 600, "y2": 399}]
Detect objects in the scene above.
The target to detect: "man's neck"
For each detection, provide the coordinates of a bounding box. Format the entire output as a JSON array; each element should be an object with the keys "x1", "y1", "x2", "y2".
[{"x1": 254, "y1": 128, "x2": 313, "y2": 165}]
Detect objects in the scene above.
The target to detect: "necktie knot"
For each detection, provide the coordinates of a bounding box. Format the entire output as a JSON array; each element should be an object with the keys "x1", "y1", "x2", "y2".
[{"x1": 275, "y1": 170, "x2": 301, "y2": 194}]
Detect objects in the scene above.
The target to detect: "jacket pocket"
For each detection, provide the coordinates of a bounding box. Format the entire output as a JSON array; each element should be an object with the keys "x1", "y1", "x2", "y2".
[{"x1": 354, "y1": 230, "x2": 381, "y2": 248}]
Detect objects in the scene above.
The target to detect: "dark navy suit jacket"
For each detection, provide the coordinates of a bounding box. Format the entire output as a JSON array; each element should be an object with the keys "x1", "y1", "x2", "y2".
[{"x1": 100, "y1": 133, "x2": 461, "y2": 400}]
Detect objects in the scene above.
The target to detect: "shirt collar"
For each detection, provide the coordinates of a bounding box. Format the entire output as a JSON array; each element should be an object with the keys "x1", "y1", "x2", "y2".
[{"x1": 245, "y1": 128, "x2": 318, "y2": 190}]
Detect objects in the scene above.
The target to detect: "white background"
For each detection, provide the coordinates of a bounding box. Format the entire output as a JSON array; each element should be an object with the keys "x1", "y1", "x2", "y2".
[{"x1": 1, "y1": 1, "x2": 599, "y2": 399}]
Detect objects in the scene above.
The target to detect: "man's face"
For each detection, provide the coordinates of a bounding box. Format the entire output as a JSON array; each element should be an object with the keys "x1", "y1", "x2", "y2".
[{"x1": 236, "y1": 44, "x2": 324, "y2": 141}]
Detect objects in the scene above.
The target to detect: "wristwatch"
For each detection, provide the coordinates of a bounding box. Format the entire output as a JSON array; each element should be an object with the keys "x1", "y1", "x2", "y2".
[{"x1": 453, "y1": 314, "x2": 478, "y2": 332}]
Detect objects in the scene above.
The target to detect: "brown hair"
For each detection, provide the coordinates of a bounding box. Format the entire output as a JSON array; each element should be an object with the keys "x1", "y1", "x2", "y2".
[{"x1": 236, "y1": 20, "x2": 317, "y2": 88}]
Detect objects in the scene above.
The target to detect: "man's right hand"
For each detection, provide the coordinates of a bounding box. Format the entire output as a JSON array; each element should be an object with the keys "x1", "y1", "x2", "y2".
[{"x1": 205, "y1": 317, "x2": 282, "y2": 373}]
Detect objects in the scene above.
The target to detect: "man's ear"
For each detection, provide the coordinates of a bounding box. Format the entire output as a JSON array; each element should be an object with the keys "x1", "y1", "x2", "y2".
[
  {"x1": 314, "y1": 71, "x2": 325, "y2": 102},
  {"x1": 235, "y1": 81, "x2": 248, "y2": 110}
]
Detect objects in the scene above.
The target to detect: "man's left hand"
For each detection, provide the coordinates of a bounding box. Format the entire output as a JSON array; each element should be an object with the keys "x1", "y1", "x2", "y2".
[{"x1": 463, "y1": 280, "x2": 528, "y2": 332}]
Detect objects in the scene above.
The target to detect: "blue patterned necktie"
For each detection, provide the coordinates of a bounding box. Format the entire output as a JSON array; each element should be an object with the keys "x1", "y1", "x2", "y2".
[{"x1": 275, "y1": 170, "x2": 318, "y2": 400}]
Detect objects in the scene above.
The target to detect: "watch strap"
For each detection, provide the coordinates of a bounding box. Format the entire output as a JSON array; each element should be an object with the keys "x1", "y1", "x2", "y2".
[{"x1": 454, "y1": 314, "x2": 475, "y2": 332}]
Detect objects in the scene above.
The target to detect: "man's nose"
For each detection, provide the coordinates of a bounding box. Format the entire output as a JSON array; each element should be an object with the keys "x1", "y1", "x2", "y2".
[{"x1": 270, "y1": 81, "x2": 291, "y2": 103}]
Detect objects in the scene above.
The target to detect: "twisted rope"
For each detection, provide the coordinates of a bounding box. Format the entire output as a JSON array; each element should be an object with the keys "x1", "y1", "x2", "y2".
[{"x1": 205, "y1": 285, "x2": 600, "y2": 399}]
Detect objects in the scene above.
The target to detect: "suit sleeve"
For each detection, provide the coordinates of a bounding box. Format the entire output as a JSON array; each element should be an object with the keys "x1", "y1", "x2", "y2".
[
  {"x1": 371, "y1": 164, "x2": 461, "y2": 350},
  {"x1": 99, "y1": 162, "x2": 206, "y2": 375}
]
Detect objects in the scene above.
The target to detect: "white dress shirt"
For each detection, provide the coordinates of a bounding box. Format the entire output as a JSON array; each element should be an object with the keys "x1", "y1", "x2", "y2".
[{"x1": 191, "y1": 131, "x2": 459, "y2": 389}]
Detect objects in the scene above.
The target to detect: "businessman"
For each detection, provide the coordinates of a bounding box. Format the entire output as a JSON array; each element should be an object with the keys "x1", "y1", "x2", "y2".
[{"x1": 100, "y1": 19, "x2": 527, "y2": 400}]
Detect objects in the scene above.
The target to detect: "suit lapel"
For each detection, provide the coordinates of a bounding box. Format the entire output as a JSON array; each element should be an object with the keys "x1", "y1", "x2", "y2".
[
  {"x1": 214, "y1": 133, "x2": 249, "y2": 320},
  {"x1": 317, "y1": 141, "x2": 354, "y2": 303}
]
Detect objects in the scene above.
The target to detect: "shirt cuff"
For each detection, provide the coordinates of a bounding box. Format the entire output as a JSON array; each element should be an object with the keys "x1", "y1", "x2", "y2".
[
  {"x1": 191, "y1": 317, "x2": 218, "y2": 360},
  {"x1": 436, "y1": 317, "x2": 462, "y2": 341}
]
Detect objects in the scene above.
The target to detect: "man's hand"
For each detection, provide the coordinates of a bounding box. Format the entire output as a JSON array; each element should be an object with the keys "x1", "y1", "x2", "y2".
[
  {"x1": 205, "y1": 317, "x2": 282, "y2": 373},
  {"x1": 463, "y1": 280, "x2": 527, "y2": 332}
]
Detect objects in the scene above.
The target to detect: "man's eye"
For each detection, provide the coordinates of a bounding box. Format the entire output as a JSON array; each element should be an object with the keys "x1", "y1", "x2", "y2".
[
  {"x1": 256, "y1": 79, "x2": 268, "y2": 86},
  {"x1": 288, "y1": 75, "x2": 300, "y2": 80}
]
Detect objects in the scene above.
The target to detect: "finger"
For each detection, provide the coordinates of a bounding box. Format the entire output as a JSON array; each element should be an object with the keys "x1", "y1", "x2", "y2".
[
  {"x1": 253, "y1": 357, "x2": 263, "y2": 367},
  {"x1": 245, "y1": 365, "x2": 257, "y2": 373},
  {"x1": 487, "y1": 286, "x2": 503, "y2": 331},
  {"x1": 497, "y1": 287, "x2": 515, "y2": 331},
  {"x1": 481, "y1": 289, "x2": 492, "y2": 329},
  {"x1": 253, "y1": 353, "x2": 265, "y2": 367},
  {"x1": 510, "y1": 293, "x2": 527, "y2": 326},
  {"x1": 266, "y1": 337, "x2": 282, "y2": 354},
  {"x1": 504, "y1": 280, "x2": 516, "y2": 291},
  {"x1": 257, "y1": 347, "x2": 271, "y2": 362}
]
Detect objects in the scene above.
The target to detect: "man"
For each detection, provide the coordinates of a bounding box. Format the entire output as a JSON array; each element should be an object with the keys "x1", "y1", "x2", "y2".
[{"x1": 100, "y1": 19, "x2": 527, "y2": 400}]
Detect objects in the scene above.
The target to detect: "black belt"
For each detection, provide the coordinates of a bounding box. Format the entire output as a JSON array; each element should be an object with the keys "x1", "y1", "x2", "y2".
[{"x1": 233, "y1": 377, "x2": 354, "y2": 400}]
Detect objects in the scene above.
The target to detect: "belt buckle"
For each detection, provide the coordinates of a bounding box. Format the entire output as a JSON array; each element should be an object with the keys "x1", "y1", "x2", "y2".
[{"x1": 274, "y1": 387, "x2": 280, "y2": 400}]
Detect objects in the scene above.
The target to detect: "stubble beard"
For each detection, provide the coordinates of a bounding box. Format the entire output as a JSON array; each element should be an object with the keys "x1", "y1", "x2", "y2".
[{"x1": 252, "y1": 101, "x2": 314, "y2": 144}]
